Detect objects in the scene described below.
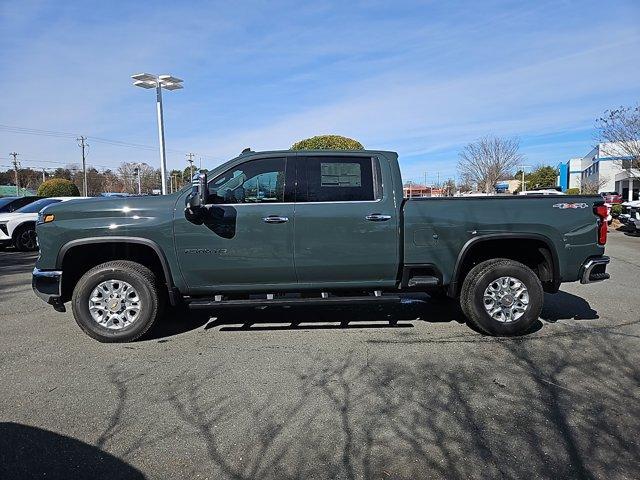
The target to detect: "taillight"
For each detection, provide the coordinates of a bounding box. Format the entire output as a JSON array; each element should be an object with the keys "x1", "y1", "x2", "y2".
[{"x1": 594, "y1": 204, "x2": 608, "y2": 245}]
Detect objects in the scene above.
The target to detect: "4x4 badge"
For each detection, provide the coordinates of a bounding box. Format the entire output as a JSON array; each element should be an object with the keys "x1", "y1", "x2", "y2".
[{"x1": 552, "y1": 203, "x2": 589, "y2": 209}]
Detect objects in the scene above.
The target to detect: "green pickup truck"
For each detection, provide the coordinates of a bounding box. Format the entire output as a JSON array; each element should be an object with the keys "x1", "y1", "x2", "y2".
[{"x1": 33, "y1": 149, "x2": 610, "y2": 342}]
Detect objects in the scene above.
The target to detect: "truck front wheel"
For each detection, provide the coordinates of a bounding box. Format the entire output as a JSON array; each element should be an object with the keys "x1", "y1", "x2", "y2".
[
  {"x1": 71, "y1": 260, "x2": 161, "y2": 342},
  {"x1": 460, "y1": 259, "x2": 543, "y2": 336}
]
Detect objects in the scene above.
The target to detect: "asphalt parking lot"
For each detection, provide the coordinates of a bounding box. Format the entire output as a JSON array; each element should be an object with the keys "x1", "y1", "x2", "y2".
[{"x1": 1, "y1": 230, "x2": 639, "y2": 480}]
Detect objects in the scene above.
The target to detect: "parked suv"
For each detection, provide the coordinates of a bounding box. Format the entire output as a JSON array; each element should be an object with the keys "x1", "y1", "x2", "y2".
[
  {"x1": 0, "y1": 197, "x2": 85, "y2": 250},
  {"x1": 0, "y1": 196, "x2": 41, "y2": 214}
]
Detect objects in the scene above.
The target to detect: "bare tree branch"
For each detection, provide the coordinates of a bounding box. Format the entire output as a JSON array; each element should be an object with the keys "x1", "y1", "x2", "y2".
[
  {"x1": 596, "y1": 104, "x2": 640, "y2": 178},
  {"x1": 457, "y1": 136, "x2": 523, "y2": 193}
]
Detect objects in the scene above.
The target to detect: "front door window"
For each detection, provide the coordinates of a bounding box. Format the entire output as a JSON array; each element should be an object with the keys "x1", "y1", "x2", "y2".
[{"x1": 208, "y1": 157, "x2": 286, "y2": 204}]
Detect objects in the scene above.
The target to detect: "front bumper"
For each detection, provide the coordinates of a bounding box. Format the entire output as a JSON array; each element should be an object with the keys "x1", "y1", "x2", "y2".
[
  {"x1": 32, "y1": 268, "x2": 66, "y2": 312},
  {"x1": 580, "y1": 256, "x2": 610, "y2": 284}
]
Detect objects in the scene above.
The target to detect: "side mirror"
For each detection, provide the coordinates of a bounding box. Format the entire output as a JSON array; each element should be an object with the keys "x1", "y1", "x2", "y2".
[
  {"x1": 194, "y1": 172, "x2": 209, "y2": 208},
  {"x1": 185, "y1": 171, "x2": 209, "y2": 220}
]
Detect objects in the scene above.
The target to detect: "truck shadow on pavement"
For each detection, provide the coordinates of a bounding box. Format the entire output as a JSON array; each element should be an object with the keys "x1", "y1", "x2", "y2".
[{"x1": 150, "y1": 290, "x2": 599, "y2": 340}]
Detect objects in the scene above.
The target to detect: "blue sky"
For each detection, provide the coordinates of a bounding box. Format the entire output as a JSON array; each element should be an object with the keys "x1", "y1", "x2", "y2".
[{"x1": 1, "y1": 0, "x2": 639, "y2": 184}]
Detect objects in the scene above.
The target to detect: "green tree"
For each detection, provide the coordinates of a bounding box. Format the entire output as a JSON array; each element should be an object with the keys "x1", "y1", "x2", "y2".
[
  {"x1": 291, "y1": 135, "x2": 363, "y2": 150},
  {"x1": 37, "y1": 178, "x2": 80, "y2": 197},
  {"x1": 526, "y1": 165, "x2": 558, "y2": 189}
]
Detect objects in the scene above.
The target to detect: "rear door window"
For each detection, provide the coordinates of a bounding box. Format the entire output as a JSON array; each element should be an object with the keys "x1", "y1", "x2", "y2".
[{"x1": 301, "y1": 156, "x2": 381, "y2": 202}]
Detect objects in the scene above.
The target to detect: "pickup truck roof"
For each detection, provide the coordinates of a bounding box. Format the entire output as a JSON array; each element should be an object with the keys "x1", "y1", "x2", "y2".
[{"x1": 235, "y1": 148, "x2": 398, "y2": 158}]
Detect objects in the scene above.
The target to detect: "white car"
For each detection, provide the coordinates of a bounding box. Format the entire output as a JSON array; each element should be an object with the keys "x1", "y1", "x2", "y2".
[
  {"x1": 518, "y1": 189, "x2": 566, "y2": 196},
  {"x1": 0, "y1": 197, "x2": 86, "y2": 251}
]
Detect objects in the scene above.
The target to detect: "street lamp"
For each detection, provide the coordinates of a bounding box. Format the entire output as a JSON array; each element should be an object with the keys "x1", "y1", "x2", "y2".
[{"x1": 131, "y1": 73, "x2": 183, "y2": 195}]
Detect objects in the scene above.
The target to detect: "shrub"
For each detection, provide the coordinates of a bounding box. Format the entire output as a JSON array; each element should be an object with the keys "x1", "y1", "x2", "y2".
[
  {"x1": 565, "y1": 188, "x2": 580, "y2": 195},
  {"x1": 611, "y1": 204, "x2": 623, "y2": 216},
  {"x1": 37, "y1": 178, "x2": 80, "y2": 197},
  {"x1": 291, "y1": 135, "x2": 363, "y2": 150}
]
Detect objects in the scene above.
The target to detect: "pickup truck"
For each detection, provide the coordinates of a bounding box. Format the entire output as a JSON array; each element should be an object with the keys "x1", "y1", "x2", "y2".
[{"x1": 33, "y1": 149, "x2": 610, "y2": 342}]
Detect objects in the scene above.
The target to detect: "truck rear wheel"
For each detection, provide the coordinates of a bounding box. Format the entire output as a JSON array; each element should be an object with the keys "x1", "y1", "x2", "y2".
[
  {"x1": 460, "y1": 259, "x2": 542, "y2": 336},
  {"x1": 71, "y1": 260, "x2": 161, "y2": 342}
]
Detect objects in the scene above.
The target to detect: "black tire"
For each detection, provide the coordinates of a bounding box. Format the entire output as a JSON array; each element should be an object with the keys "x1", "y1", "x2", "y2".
[
  {"x1": 71, "y1": 260, "x2": 162, "y2": 342},
  {"x1": 13, "y1": 224, "x2": 38, "y2": 251},
  {"x1": 460, "y1": 258, "x2": 543, "y2": 336}
]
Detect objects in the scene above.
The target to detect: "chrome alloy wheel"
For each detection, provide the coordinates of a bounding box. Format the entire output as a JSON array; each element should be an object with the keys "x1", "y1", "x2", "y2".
[
  {"x1": 482, "y1": 276, "x2": 529, "y2": 323},
  {"x1": 88, "y1": 280, "x2": 142, "y2": 330}
]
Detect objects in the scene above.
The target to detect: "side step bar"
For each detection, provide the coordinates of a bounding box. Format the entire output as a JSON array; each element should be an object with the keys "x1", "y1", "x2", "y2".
[
  {"x1": 407, "y1": 275, "x2": 439, "y2": 287},
  {"x1": 187, "y1": 295, "x2": 401, "y2": 310}
]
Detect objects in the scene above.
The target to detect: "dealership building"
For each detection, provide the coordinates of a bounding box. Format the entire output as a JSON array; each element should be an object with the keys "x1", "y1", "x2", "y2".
[{"x1": 557, "y1": 143, "x2": 639, "y2": 201}]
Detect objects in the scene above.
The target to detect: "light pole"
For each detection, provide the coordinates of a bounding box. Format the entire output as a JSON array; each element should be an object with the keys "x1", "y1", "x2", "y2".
[
  {"x1": 131, "y1": 73, "x2": 183, "y2": 195},
  {"x1": 133, "y1": 165, "x2": 142, "y2": 195}
]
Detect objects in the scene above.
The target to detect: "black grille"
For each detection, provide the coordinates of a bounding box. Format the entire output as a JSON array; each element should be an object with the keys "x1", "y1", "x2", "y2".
[{"x1": 0, "y1": 224, "x2": 8, "y2": 236}]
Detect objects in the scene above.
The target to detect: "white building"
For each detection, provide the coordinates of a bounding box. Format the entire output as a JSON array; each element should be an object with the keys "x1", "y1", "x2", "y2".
[{"x1": 557, "y1": 143, "x2": 639, "y2": 201}]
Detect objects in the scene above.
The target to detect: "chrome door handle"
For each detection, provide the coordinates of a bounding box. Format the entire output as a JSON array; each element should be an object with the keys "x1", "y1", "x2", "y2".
[
  {"x1": 365, "y1": 213, "x2": 391, "y2": 222},
  {"x1": 262, "y1": 215, "x2": 289, "y2": 224}
]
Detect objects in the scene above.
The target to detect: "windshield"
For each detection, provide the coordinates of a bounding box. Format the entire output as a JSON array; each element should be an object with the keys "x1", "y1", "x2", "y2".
[
  {"x1": 0, "y1": 198, "x2": 16, "y2": 209},
  {"x1": 16, "y1": 198, "x2": 61, "y2": 213}
]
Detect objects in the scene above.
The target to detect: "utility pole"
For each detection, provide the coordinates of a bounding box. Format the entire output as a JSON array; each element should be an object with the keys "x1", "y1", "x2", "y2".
[
  {"x1": 186, "y1": 153, "x2": 195, "y2": 181},
  {"x1": 10, "y1": 152, "x2": 20, "y2": 196},
  {"x1": 42, "y1": 169, "x2": 46, "y2": 183},
  {"x1": 518, "y1": 165, "x2": 530, "y2": 193},
  {"x1": 77, "y1": 136, "x2": 88, "y2": 196}
]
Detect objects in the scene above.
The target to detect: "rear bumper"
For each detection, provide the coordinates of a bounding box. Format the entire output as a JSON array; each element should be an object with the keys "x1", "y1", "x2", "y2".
[
  {"x1": 580, "y1": 256, "x2": 610, "y2": 284},
  {"x1": 32, "y1": 268, "x2": 66, "y2": 312}
]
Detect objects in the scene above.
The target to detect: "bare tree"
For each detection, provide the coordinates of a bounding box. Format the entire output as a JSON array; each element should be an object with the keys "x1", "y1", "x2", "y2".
[
  {"x1": 457, "y1": 136, "x2": 523, "y2": 193},
  {"x1": 581, "y1": 175, "x2": 609, "y2": 194},
  {"x1": 596, "y1": 104, "x2": 640, "y2": 177},
  {"x1": 118, "y1": 162, "x2": 159, "y2": 194}
]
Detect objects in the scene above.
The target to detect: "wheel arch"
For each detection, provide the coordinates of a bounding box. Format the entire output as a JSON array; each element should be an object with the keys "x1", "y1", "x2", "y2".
[
  {"x1": 57, "y1": 236, "x2": 178, "y2": 304},
  {"x1": 11, "y1": 220, "x2": 36, "y2": 240},
  {"x1": 448, "y1": 233, "x2": 560, "y2": 297}
]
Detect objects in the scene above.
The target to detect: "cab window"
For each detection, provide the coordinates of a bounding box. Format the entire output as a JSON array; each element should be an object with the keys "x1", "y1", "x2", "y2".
[
  {"x1": 208, "y1": 157, "x2": 286, "y2": 204},
  {"x1": 302, "y1": 156, "x2": 381, "y2": 202}
]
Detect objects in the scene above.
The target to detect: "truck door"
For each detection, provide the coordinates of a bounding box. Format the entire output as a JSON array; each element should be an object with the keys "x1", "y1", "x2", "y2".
[
  {"x1": 174, "y1": 156, "x2": 296, "y2": 293},
  {"x1": 293, "y1": 155, "x2": 399, "y2": 288}
]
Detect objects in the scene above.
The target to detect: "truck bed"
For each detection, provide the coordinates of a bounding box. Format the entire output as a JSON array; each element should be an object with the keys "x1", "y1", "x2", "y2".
[{"x1": 402, "y1": 195, "x2": 605, "y2": 285}]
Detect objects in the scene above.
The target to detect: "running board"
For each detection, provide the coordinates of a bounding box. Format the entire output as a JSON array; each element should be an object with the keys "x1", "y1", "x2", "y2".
[
  {"x1": 407, "y1": 276, "x2": 439, "y2": 287},
  {"x1": 187, "y1": 295, "x2": 401, "y2": 310}
]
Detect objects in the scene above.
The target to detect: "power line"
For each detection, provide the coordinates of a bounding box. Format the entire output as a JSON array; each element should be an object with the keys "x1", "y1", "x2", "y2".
[
  {"x1": 0, "y1": 155, "x2": 112, "y2": 170},
  {"x1": 0, "y1": 123, "x2": 196, "y2": 157}
]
